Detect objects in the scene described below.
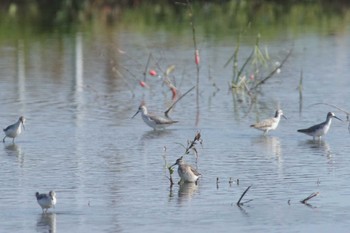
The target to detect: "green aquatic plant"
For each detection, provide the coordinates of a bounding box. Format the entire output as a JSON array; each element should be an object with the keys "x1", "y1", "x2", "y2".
[
  {"x1": 163, "y1": 146, "x2": 175, "y2": 188},
  {"x1": 226, "y1": 32, "x2": 292, "y2": 93}
]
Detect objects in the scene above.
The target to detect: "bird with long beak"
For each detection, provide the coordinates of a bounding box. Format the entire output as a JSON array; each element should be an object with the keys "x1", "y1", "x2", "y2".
[
  {"x1": 132, "y1": 102, "x2": 178, "y2": 130},
  {"x1": 297, "y1": 112, "x2": 342, "y2": 141},
  {"x1": 171, "y1": 157, "x2": 201, "y2": 184},
  {"x1": 3, "y1": 116, "x2": 25, "y2": 143},
  {"x1": 250, "y1": 109, "x2": 287, "y2": 135}
]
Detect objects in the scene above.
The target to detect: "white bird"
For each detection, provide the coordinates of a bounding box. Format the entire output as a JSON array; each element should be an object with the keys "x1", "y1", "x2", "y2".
[
  {"x1": 297, "y1": 112, "x2": 342, "y2": 141},
  {"x1": 3, "y1": 116, "x2": 25, "y2": 143},
  {"x1": 36, "y1": 191, "x2": 57, "y2": 213},
  {"x1": 250, "y1": 109, "x2": 286, "y2": 135},
  {"x1": 171, "y1": 157, "x2": 201, "y2": 184},
  {"x1": 132, "y1": 102, "x2": 178, "y2": 130}
]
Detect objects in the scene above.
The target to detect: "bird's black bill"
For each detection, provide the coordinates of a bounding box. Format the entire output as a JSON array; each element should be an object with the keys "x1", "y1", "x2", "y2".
[
  {"x1": 282, "y1": 115, "x2": 287, "y2": 120},
  {"x1": 131, "y1": 110, "x2": 140, "y2": 119},
  {"x1": 334, "y1": 116, "x2": 342, "y2": 121}
]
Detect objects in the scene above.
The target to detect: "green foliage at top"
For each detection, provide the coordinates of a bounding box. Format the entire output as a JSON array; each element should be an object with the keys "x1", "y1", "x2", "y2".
[{"x1": 0, "y1": 0, "x2": 349, "y2": 40}]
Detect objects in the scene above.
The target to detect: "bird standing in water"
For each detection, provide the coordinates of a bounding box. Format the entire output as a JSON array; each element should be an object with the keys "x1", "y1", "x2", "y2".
[
  {"x1": 132, "y1": 102, "x2": 178, "y2": 130},
  {"x1": 3, "y1": 116, "x2": 25, "y2": 143},
  {"x1": 171, "y1": 157, "x2": 201, "y2": 184},
  {"x1": 297, "y1": 112, "x2": 342, "y2": 141},
  {"x1": 250, "y1": 110, "x2": 286, "y2": 135},
  {"x1": 35, "y1": 191, "x2": 57, "y2": 213}
]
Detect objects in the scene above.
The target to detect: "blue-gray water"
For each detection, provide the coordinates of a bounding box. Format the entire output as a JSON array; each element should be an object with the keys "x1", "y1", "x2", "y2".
[{"x1": 1, "y1": 24, "x2": 350, "y2": 233}]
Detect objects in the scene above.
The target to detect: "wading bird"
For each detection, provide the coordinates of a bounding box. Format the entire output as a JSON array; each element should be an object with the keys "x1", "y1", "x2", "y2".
[
  {"x1": 171, "y1": 157, "x2": 201, "y2": 184},
  {"x1": 35, "y1": 191, "x2": 57, "y2": 213},
  {"x1": 3, "y1": 116, "x2": 25, "y2": 143},
  {"x1": 297, "y1": 112, "x2": 341, "y2": 141},
  {"x1": 250, "y1": 110, "x2": 286, "y2": 135},
  {"x1": 132, "y1": 102, "x2": 178, "y2": 130}
]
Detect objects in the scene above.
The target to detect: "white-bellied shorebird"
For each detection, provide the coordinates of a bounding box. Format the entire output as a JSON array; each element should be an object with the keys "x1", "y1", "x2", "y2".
[
  {"x1": 297, "y1": 112, "x2": 341, "y2": 141},
  {"x1": 171, "y1": 157, "x2": 201, "y2": 184},
  {"x1": 36, "y1": 191, "x2": 57, "y2": 213},
  {"x1": 132, "y1": 102, "x2": 178, "y2": 130},
  {"x1": 3, "y1": 116, "x2": 25, "y2": 143},
  {"x1": 250, "y1": 110, "x2": 286, "y2": 135}
]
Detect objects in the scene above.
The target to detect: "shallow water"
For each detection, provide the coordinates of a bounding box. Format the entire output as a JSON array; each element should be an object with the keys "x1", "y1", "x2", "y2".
[{"x1": 1, "y1": 15, "x2": 350, "y2": 233}]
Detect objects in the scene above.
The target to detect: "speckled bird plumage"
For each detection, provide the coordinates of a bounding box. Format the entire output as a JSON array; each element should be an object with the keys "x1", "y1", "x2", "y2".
[
  {"x1": 250, "y1": 110, "x2": 286, "y2": 135},
  {"x1": 171, "y1": 157, "x2": 201, "y2": 184}
]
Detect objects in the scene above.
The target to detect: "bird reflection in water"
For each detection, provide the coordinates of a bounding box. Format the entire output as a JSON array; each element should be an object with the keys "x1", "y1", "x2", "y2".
[
  {"x1": 5, "y1": 143, "x2": 21, "y2": 156},
  {"x1": 36, "y1": 212, "x2": 56, "y2": 233},
  {"x1": 252, "y1": 136, "x2": 283, "y2": 174},
  {"x1": 177, "y1": 182, "x2": 198, "y2": 204},
  {"x1": 299, "y1": 140, "x2": 335, "y2": 172},
  {"x1": 252, "y1": 136, "x2": 282, "y2": 159},
  {"x1": 4, "y1": 143, "x2": 24, "y2": 166},
  {"x1": 140, "y1": 129, "x2": 174, "y2": 141},
  {"x1": 305, "y1": 140, "x2": 333, "y2": 159}
]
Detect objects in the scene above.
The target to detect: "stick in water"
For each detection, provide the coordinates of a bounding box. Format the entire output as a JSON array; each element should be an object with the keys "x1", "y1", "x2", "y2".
[
  {"x1": 237, "y1": 185, "x2": 252, "y2": 206},
  {"x1": 164, "y1": 86, "x2": 195, "y2": 118},
  {"x1": 300, "y1": 192, "x2": 319, "y2": 204}
]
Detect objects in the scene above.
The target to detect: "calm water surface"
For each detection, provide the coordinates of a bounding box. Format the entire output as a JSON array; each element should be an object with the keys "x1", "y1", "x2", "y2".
[{"x1": 0, "y1": 21, "x2": 350, "y2": 233}]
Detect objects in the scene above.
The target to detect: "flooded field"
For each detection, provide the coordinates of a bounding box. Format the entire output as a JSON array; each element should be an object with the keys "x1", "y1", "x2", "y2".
[{"x1": 0, "y1": 2, "x2": 350, "y2": 232}]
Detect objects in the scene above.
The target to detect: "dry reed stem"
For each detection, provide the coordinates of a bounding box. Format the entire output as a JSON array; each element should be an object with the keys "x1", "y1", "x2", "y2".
[
  {"x1": 300, "y1": 192, "x2": 319, "y2": 204},
  {"x1": 237, "y1": 185, "x2": 252, "y2": 206}
]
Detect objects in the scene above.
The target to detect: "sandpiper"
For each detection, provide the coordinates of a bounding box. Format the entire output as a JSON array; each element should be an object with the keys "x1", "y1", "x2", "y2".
[
  {"x1": 3, "y1": 116, "x2": 25, "y2": 143},
  {"x1": 171, "y1": 157, "x2": 201, "y2": 184},
  {"x1": 297, "y1": 112, "x2": 342, "y2": 141},
  {"x1": 36, "y1": 191, "x2": 57, "y2": 213},
  {"x1": 132, "y1": 102, "x2": 178, "y2": 130},
  {"x1": 250, "y1": 109, "x2": 286, "y2": 135}
]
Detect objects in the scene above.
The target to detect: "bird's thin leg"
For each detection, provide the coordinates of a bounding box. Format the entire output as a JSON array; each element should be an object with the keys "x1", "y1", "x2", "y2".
[{"x1": 2, "y1": 136, "x2": 6, "y2": 143}]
